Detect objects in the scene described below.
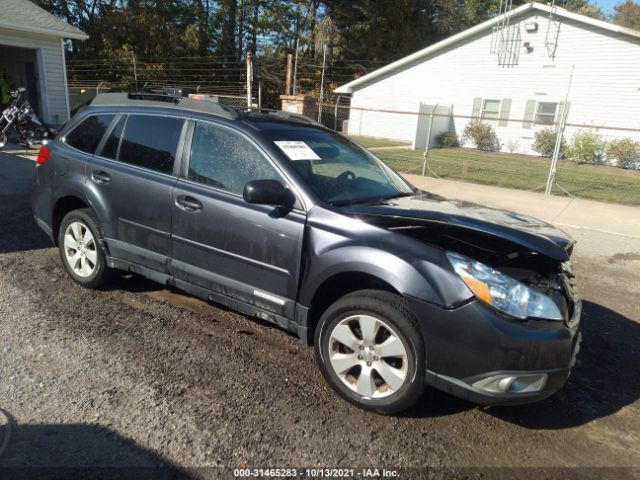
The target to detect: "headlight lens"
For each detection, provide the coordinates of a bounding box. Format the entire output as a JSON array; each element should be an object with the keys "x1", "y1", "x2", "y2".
[{"x1": 447, "y1": 252, "x2": 563, "y2": 321}]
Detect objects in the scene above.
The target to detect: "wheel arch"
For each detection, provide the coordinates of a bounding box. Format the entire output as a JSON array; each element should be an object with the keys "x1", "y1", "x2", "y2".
[
  {"x1": 51, "y1": 195, "x2": 89, "y2": 245},
  {"x1": 304, "y1": 271, "x2": 400, "y2": 346},
  {"x1": 297, "y1": 242, "x2": 457, "y2": 345}
]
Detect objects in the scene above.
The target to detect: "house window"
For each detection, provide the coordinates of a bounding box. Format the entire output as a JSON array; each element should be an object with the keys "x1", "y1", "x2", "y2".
[
  {"x1": 535, "y1": 102, "x2": 558, "y2": 125},
  {"x1": 481, "y1": 99, "x2": 501, "y2": 123}
]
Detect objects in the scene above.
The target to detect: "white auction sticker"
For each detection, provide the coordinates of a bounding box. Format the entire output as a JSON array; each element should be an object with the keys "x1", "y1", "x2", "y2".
[{"x1": 274, "y1": 141, "x2": 321, "y2": 161}]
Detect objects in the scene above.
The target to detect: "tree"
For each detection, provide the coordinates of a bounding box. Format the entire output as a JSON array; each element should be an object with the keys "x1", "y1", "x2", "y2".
[
  {"x1": 217, "y1": 0, "x2": 238, "y2": 60},
  {"x1": 614, "y1": 0, "x2": 640, "y2": 30},
  {"x1": 32, "y1": 0, "x2": 615, "y2": 104},
  {"x1": 558, "y1": 0, "x2": 606, "y2": 20},
  {"x1": 323, "y1": 0, "x2": 440, "y2": 62},
  {"x1": 436, "y1": 0, "x2": 526, "y2": 37},
  {"x1": 195, "y1": 0, "x2": 214, "y2": 55}
]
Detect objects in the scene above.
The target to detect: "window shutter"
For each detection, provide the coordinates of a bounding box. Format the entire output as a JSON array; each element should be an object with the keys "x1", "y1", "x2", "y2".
[
  {"x1": 523, "y1": 100, "x2": 536, "y2": 129},
  {"x1": 499, "y1": 99, "x2": 512, "y2": 127},
  {"x1": 471, "y1": 97, "x2": 483, "y2": 123}
]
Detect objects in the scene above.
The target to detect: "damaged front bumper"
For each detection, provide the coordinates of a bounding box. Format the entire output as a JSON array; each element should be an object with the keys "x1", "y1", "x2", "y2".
[{"x1": 407, "y1": 295, "x2": 582, "y2": 406}]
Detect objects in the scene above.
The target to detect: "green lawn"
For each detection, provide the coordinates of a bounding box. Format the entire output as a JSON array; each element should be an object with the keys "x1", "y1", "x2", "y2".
[
  {"x1": 373, "y1": 147, "x2": 640, "y2": 206},
  {"x1": 349, "y1": 135, "x2": 411, "y2": 149}
]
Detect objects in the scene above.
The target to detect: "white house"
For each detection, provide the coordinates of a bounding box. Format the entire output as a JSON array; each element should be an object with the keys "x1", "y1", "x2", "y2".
[
  {"x1": 335, "y1": 2, "x2": 640, "y2": 155},
  {"x1": 0, "y1": 0, "x2": 87, "y2": 125}
]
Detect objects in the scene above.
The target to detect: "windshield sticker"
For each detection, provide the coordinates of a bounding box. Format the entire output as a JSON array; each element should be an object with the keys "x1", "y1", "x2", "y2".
[{"x1": 274, "y1": 141, "x2": 321, "y2": 161}]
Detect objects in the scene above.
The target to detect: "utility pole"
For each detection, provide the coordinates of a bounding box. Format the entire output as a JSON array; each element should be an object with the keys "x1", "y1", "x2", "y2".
[
  {"x1": 132, "y1": 55, "x2": 138, "y2": 91},
  {"x1": 246, "y1": 51, "x2": 253, "y2": 109},
  {"x1": 422, "y1": 104, "x2": 438, "y2": 176},
  {"x1": 285, "y1": 53, "x2": 293, "y2": 95},
  {"x1": 293, "y1": 38, "x2": 299, "y2": 95},
  {"x1": 318, "y1": 43, "x2": 327, "y2": 123},
  {"x1": 545, "y1": 65, "x2": 574, "y2": 195}
]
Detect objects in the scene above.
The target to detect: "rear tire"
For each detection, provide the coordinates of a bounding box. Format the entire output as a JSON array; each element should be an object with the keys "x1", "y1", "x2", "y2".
[
  {"x1": 58, "y1": 209, "x2": 113, "y2": 288},
  {"x1": 314, "y1": 289, "x2": 426, "y2": 415}
]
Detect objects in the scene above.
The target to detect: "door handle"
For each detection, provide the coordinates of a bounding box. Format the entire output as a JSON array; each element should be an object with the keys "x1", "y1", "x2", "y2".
[
  {"x1": 176, "y1": 195, "x2": 203, "y2": 212},
  {"x1": 91, "y1": 170, "x2": 111, "y2": 184}
]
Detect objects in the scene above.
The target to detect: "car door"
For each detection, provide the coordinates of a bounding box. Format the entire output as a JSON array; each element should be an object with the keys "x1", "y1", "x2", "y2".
[
  {"x1": 87, "y1": 113, "x2": 187, "y2": 272},
  {"x1": 170, "y1": 120, "x2": 306, "y2": 320}
]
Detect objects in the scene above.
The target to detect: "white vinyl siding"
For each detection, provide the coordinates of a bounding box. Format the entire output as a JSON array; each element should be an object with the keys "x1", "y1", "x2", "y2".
[
  {"x1": 346, "y1": 10, "x2": 640, "y2": 155},
  {"x1": 0, "y1": 27, "x2": 70, "y2": 124}
]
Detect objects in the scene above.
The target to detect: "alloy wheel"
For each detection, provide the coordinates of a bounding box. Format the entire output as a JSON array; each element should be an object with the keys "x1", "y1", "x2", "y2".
[
  {"x1": 63, "y1": 221, "x2": 98, "y2": 278},
  {"x1": 328, "y1": 314, "x2": 409, "y2": 399}
]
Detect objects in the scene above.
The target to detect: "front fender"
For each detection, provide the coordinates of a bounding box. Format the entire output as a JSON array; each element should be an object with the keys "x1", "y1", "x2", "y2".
[{"x1": 298, "y1": 232, "x2": 472, "y2": 308}]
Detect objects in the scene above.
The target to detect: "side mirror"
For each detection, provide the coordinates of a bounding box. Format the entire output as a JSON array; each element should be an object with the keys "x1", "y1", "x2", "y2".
[{"x1": 243, "y1": 179, "x2": 294, "y2": 207}]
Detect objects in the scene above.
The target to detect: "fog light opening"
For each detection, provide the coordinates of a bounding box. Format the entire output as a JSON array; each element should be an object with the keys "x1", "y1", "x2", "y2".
[
  {"x1": 472, "y1": 373, "x2": 548, "y2": 394},
  {"x1": 497, "y1": 376, "x2": 516, "y2": 392}
]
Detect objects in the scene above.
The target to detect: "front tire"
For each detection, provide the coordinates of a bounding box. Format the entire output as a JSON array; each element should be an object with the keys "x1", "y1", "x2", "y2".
[
  {"x1": 315, "y1": 290, "x2": 426, "y2": 414},
  {"x1": 58, "y1": 209, "x2": 112, "y2": 288}
]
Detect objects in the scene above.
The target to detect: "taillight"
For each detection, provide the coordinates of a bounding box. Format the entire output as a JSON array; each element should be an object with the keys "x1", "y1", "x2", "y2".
[{"x1": 37, "y1": 145, "x2": 51, "y2": 165}]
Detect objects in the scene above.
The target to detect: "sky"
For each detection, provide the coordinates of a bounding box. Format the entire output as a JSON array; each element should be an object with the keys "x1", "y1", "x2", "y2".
[{"x1": 597, "y1": 0, "x2": 619, "y2": 14}]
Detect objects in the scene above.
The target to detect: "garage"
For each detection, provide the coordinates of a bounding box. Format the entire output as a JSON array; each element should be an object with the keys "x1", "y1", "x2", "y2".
[
  {"x1": 0, "y1": 0, "x2": 87, "y2": 125},
  {"x1": 0, "y1": 46, "x2": 41, "y2": 116}
]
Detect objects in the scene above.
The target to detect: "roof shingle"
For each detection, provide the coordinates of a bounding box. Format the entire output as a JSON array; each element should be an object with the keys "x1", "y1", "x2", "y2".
[{"x1": 0, "y1": 0, "x2": 87, "y2": 40}]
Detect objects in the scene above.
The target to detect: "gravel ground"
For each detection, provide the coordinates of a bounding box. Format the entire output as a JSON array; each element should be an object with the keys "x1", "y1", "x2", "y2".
[{"x1": 0, "y1": 152, "x2": 639, "y2": 479}]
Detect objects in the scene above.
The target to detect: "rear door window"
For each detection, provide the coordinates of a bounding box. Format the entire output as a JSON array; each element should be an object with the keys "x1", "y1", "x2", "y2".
[
  {"x1": 65, "y1": 114, "x2": 115, "y2": 154},
  {"x1": 116, "y1": 115, "x2": 184, "y2": 174},
  {"x1": 100, "y1": 116, "x2": 125, "y2": 160}
]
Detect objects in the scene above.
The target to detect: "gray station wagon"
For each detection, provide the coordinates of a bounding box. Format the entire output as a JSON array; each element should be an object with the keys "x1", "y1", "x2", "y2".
[{"x1": 31, "y1": 93, "x2": 581, "y2": 414}]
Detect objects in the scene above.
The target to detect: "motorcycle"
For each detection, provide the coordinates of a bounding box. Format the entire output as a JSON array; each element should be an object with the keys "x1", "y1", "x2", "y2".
[{"x1": 0, "y1": 88, "x2": 56, "y2": 150}]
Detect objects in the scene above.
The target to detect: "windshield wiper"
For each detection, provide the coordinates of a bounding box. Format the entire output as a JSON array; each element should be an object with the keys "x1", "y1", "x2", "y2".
[
  {"x1": 332, "y1": 192, "x2": 413, "y2": 207},
  {"x1": 331, "y1": 198, "x2": 375, "y2": 207},
  {"x1": 375, "y1": 192, "x2": 414, "y2": 203}
]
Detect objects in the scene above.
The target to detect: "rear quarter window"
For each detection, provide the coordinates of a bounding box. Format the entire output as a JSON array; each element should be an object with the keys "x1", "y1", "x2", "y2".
[{"x1": 64, "y1": 114, "x2": 115, "y2": 154}]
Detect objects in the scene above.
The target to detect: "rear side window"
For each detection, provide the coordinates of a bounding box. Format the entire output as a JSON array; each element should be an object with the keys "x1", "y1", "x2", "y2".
[
  {"x1": 65, "y1": 114, "x2": 114, "y2": 154},
  {"x1": 117, "y1": 115, "x2": 184, "y2": 174}
]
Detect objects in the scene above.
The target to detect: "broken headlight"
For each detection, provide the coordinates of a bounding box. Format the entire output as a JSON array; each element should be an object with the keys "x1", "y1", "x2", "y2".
[{"x1": 447, "y1": 252, "x2": 563, "y2": 321}]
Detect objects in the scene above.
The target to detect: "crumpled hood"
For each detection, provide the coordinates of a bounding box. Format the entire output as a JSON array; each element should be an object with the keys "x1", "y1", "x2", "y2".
[{"x1": 341, "y1": 192, "x2": 574, "y2": 261}]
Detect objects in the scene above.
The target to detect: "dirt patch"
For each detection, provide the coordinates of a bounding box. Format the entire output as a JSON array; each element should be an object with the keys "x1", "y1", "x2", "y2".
[
  {"x1": 1, "y1": 152, "x2": 639, "y2": 475},
  {"x1": 608, "y1": 252, "x2": 640, "y2": 264}
]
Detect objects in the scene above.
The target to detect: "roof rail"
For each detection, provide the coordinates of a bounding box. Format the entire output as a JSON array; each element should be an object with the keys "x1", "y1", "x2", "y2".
[
  {"x1": 90, "y1": 92, "x2": 239, "y2": 120},
  {"x1": 242, "y1": 108, "x2": 324, "y2": 127},
  {"x1": 127, "y1": 92, "x2": 180, "y2": 103}
]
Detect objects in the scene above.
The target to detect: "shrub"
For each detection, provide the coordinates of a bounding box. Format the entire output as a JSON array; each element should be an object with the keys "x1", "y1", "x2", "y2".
[
  {"x1": 435, "y1": 131, "x2": 460, "y2": 148},
  {"x1": 566, "y1": 131, "x2": 605, "y2": 165},
  {"x1": 532, "y1": 128, "x2": 565, "y2": 157},
  {"x1": 506, "y1": 139, "x2": 519, "y2": 154},
  {"x1": 606, "y1": 138, "x2": 640, "y2": 169},
  {"x1": 461, "y1": 122, "x2": 500, "y2": 152}
]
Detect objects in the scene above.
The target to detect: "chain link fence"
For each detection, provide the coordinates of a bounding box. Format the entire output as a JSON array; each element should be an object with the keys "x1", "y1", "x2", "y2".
[
  {"x1": 66, "y1": 55, "x2": 640, "y2": 206},
  {"x1": 315, "y1": 100, "x2": 640, "y2": 206}
]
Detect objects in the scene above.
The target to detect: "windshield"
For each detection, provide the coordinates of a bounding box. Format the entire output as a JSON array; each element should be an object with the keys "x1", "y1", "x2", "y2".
[{"x1": 267, "y1": 129, "x2": 414, "y2": 205}]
